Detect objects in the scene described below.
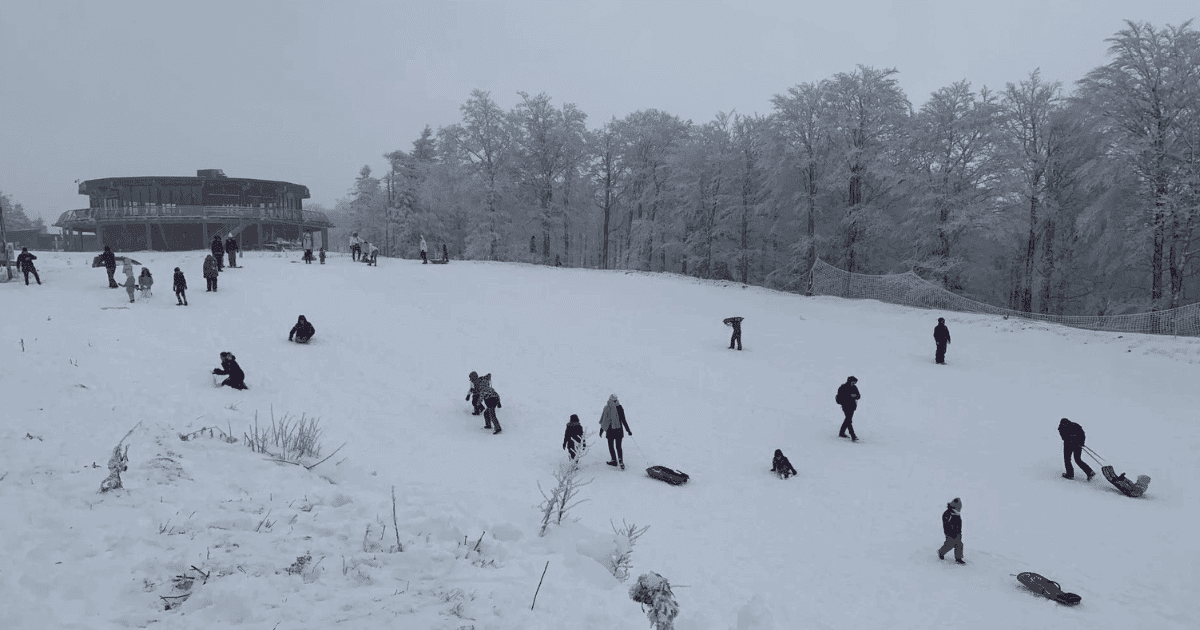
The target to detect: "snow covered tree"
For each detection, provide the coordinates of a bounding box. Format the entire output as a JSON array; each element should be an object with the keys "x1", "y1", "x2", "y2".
[{"x1": 629, "y1": 572, "x2": 679, "y2": 630}]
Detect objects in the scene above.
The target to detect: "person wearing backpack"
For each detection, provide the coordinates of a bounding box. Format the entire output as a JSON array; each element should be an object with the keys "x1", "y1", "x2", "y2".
[{"x1": 836, "y1": 376, "x2": 861, "y2": 441}]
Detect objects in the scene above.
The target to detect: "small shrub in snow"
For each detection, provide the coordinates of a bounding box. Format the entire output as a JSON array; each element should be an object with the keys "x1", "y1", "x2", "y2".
[
  {"x1": 629, "y1": 572, "x2": 679, "y2": 630},
  {"x1": 606, "y1": 520, "x2": 650, "y2": 582},
  {"x1": 537, "y1": 449, "x2": 593, "y2": 537},
  {"x1": 244, "y1": 407, "x2": 322, "y2": 462},
  {"x1": 99, "y1": 444, "x2": 128, "y2": 492}
]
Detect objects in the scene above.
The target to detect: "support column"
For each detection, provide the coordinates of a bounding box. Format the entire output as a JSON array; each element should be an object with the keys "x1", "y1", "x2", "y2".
[
  {"x1": 321, "y1": 228, "x2": 329, "y2": 251},
  {"x1": 146, "y1": 223, "x2": 152, "y2": 251}
]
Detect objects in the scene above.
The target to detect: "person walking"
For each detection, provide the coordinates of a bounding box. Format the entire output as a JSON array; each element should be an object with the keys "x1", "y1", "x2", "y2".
[
  {"x1": 210, "y1": 234, "x2": 225, "y2": 271},
  {"x1": 212, "y1": 351, "x2": 247, "y2": 390},
  {"x1": 934, "y1": 317, "x2": 951, "y2": 364},
  {"x1": 836, "y1": 376, "x2": 861, "y2": 441},
  {"x1": 350, "y1": 232, "x2": 361, "y2": 261},
  {"x1": 16, "y1": 247, "x2": 40, "y2": 285},
  {"x1": 224, "y1": 233, "x2": 239, "y2": 268},
  {"x1": 420, "y1": 235, "x2": 428, "y2": 264},
  {"x1": 937, "y1": 497, "x2": 965, "y2": 564},
  {"x1": 723, "y1": 316, "x2": 744, "y2": 350},
  {"x1": 100, "y1": 245, "x2": 118, "y2": 288},
  {"x1": 203, "y1": 254, "x2": 219, "y2": 292},
  {"x1": 465, "y1": 371, "x2": 485, "y2": 416},
  {"x1": 173, "y1": 267, "x2": 188, "y2": 305},
  {"x1": 1058, "y1": 418, "x2": 1095, "y2": 480},
  {"x1": 599, "y1": 394, "x2": 633, "y2": 469},
  {"x1": 441, "y1": 243, "x2": 449, "y2": 263},
  {"x1": 563, "y1": 414, "x2": 585, "y2": 460},
  {"x1": 288, "y1": 315, "x2": 315, "y2": 343},
  {"x1": 319, "y1": 247, "x2": 326, "y2": 264}
]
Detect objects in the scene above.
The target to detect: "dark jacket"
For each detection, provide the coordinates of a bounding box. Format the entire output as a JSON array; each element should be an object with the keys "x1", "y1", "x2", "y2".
[
  {"x1": 289, "y1": 318, "x2": 316, "y2": 341},
  {"x1": 203, "y1": 255, "x2": 219, "y2": 278},
  {"x1": 224, "y1": 237, "x2": 238, "y2": 254},
  {"x1": 941, "y1": 508, "x2": 962, "y2": 538},
  {"x1": 100, "y1": 249, "x2": 116, "y2": 270},
  {"x1": 772, "y1": 450, "x2": 797, "y2": 477},
  {"x1": 563, "y1": 420, "x2": 584, "y2": 449},
  {"x1": 1058, "y1": 420, "x2": 1086, "y2": 447},
  {"x1": 173, "y1": 270, "x2": 187, "y2": 291},
  {"x1": 16, "y1": 251, "x2": 36, "y2": 271},
  {"x1": 211, "y1": 237, "x2": 224, "y2": 257},
  {"x1": 213, "y1": 357, "x2": 247, "y2": 389},
  {"x1": 836, "y1": 382, "x2": 861, "y2": 409},
  {"x1": 934, "y1": 323, "x2": 951, "y2": 344}
]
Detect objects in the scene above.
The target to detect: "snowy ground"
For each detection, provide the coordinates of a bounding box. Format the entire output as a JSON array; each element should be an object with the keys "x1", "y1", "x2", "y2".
[{"x1": 1, "y1": 250, "x2": 1198, "y2": 630}]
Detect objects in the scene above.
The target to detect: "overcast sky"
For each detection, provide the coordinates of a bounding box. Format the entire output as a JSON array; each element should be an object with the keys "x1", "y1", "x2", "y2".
[{"x1": 1, "y1": 0, "x2": 1195, "y2": 227}]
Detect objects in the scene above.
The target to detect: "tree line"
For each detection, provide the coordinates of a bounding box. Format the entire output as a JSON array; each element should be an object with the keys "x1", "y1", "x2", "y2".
[{"x1": 331, "y1": 20, "x2": 1200, "y2": 316}]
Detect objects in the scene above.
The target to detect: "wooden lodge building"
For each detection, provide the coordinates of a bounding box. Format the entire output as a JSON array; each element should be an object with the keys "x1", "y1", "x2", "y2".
[{"x1": 53, "y1": 169, "x2": 333, "y2": 252}]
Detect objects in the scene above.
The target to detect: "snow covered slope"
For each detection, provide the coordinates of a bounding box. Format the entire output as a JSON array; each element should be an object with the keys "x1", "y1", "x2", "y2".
[{"x1": 1, "y1": 251, "x2": 1197, "y2": 629}]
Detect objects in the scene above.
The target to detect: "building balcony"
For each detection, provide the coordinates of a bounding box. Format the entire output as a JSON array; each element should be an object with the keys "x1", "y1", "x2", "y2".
[{"x1": 54, "y1": 205, "x2": 333, "y2": 231}]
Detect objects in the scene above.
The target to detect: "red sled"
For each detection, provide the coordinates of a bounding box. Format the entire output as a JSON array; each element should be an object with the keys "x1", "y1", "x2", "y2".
[
  {"x1": 1016, "y1": 572, "x2": 1081, "y2": 606},
  {"x1": 646, "y1": 466, "x2": 689, "y2": 486}
]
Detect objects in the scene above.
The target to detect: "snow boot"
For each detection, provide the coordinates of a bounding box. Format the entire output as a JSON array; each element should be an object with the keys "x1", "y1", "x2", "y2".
[
  {"x1": 955, "y1": 559, "x2": 966, "y2": 565},
  {"x1": 1086, "y1": 471, "x2": 1095, "y2": 481},
  {"x1": 938, "y1": 552, "x2": 945, "y2": 560},
  {"x1": 619, "y1": 461, "x2": 625, "y2": 470},
  {"x1": 1062, "y1": 473, "x2": 1074, "y2": 480},
  {"x1": 606, "y1": 460, "x2": 618, "y2": 467}
]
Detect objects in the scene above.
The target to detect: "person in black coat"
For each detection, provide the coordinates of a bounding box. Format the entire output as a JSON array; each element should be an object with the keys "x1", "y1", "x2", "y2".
[
  {"x1": 836, "y1": 376, "x2": 861, "y2": 441},
  {"x1": 772, "y1": 449, "x2": 797, "y2": 479},
  {"x1": 100, "y1": 245, "x2": 118, "y2": 288},
  {"x1": 465, "y1": 371, "x2": 485, "y2": 416},
  {"x1": 724, "y1": 316, "x2": 744, "y2": 350},
  {"x1": 1058, "y1": 418, "x2": 1094, "y2": 480},
  {"x1": 563, "y1": 414, "x2": 585, "y2": 460},
  {"x1": 16, "y1": 248, "x2": 40, "y2": 285},
  {"x1": 937, "y1": 497, "x2": 965, "y2": 563},
  {"x1": 934, "y1": 317, "x2": 951, "y2": 364},
  {"x1": 211, "y1": 235, "x2": 225, "y2": 270},
  {"x1": 203, "y1": 254, "x2": 219, "y2": 292},
  {"x1": 289, "y1": 315, "x2": 315, "y2": 343},
  {"x1": 173, "y1": 267, "x2": 188, "y2": 306},
  {"x1": 212, "y1": 352, "x2": 247, "y2": 390}
]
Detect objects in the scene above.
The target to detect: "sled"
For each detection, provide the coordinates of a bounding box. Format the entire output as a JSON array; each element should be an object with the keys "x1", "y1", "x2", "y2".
[
  {"x1": 92, "y1": 255, "x2": 141, "y2": 268},
  {"x1": 430, "y1": 258, "x2": 449, "y2": 265},
  {"x1": 646, "y1": 466, "x2": 689, "y2": 486},
  {"x1": 1016, "y1": 572, "x2": 1082, "y2": 606},
  {"x1": 1101, "y1": 465, "x2": 1151, "y2": 498}
]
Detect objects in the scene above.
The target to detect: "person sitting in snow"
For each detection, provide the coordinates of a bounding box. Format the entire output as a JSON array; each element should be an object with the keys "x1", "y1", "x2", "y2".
[
  {"x1": 772, "y1": 449, "x2": 797, "y2": 479},
  {"x1": 288, "y1": 315, "x2": 316, "y2": 343},
  {"x1": 465, "y1": 371, "x2": 485, "y2": 416},
  {"x1": 212, "y1": 351, "x2": 248, "y2": 390},
  {"x1": 599, "y1": 394, "x2": 632, "y2": 469},
  {"x1": 563, "y1": 414, "x2": 585, "y2": 460},
  {"x1": 937, "y1": 497, "x2": 965, "y2": 564},
  {"x1": 173, "y1": 267, "x2": 188, "y2": 306},
  {"x1": 138, "y1": 267, "x2": 153, "y2": 296}
]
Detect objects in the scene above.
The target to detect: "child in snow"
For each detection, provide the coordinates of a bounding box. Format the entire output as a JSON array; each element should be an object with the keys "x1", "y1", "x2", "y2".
[
  {"x1": 937, "y1": 497, "x2": 965, "y2": 564},
  {"x1": 122, "y1": 257, "x2": 135, "y2": 280},
  {"x1": 289, "y1": 315, "x2": 316, "y2": 343},
  {"x1": 121, "y1": 273, "x2": 137, "y2": 303},
  {"x1": 212, "y1": 351, "x2": 248, "y2": 390},
  {"x1": 465, "y1": 371, "x2": 485, "y2": 415},
  {"x1": 138, "y1": 267, "x2": 153, "y2": 296},
  {"x1": 933, "y1": 317, "x2": 951, "y2": 364},
  {"x1": 599, "y1": 394, "x2": 632, "y2": 469},
  {"x1": 367, "y1": 242, "x2": 379, "y2": 266},
  {"x1": 563, "y1": 414, "x2": 585, "y2": 460},
  {"x1": 772, "y1": 449, "x2": 797, "y2": 479},
  {"x1": 173, "y1": 267, "x2": 188, "y2": 305},
  {"x1": 723, "y1": 316, "x2": 743, "y2": 350},
  {"x1": 303, "y1": 248, "x2": 314, "y2": 264},
  {"x1": 475, "y1": 373, "x2": 502, "y2": 434},
  {"x1": 203, "y1": 254, "x2": 219, "y2": 292}
]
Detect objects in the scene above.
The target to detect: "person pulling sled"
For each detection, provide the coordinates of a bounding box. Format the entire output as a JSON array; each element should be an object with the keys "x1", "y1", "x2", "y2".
[
  {"x1": 1058, "y1": 418, "x2": 1094, "y2": 480},
  {"x1": 599, "y1": 394, "x2": 632, "y2": 469}
]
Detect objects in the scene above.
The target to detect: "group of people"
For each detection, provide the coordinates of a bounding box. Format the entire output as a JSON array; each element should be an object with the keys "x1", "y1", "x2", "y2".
[
  {"x1": 210, "y1": 233, "x2": 239, "y2": 270},
  {"x1": 210, "y1": 315, "x2": 315, "y2": 391},
  {"x1": 557, "y1": 394, "x2": 633, "y2": 469}
]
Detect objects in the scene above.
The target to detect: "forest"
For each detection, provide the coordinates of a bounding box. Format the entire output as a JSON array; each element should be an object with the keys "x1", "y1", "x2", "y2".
[{"x1": 330, "y1": 20, "x2": 1200, "y2": 316}]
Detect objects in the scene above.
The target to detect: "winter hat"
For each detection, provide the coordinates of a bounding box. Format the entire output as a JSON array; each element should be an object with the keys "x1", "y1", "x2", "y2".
[
  {"x1": 948, "y1": 497, "x2": 962, "y2": 511},
  {"x1": 608, "y1": 394, "x2": 619, "y2": 404},
  {"x1": 569, "y1": 414, "x2": 580, "y2": 423},
  {"x1": 21, "y1": 247, "x2": 28, "y2": 252},
  {"x1": 469, "y1": 371, "x2": 478, "y2": 380},
  {"x1": 174, "y1": 267, "x2": 180, "y2": 272},
  {"x1": 228, "y1": 232, "x2": 233, "y2": 238},
  {"x1": 774, "y1": 449, "x2": 783, "y2": 457},
  {"x1": 938, "y1": 317, "x2": 945, "y2": 323},
  {"x1": 1059, "y1": 418, "x2": 1069, "y2": 427},
  {"x1": 847, "y1": 376, "x2": 858, "y2": 383}
]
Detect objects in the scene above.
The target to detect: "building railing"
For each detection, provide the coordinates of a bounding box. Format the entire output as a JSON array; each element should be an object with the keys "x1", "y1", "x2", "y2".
[{"x1": 55, "y1": 205, "x2": 332, "y2": 227}]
